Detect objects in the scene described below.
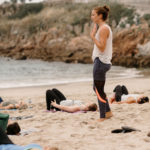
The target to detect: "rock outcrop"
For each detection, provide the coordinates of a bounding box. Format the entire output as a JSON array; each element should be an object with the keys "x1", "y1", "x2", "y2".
[
  {"x1": 0, "y1": 27, "x2": 93, "y2": 64},
  {"x1": 0, "y1": 24, "x2": 150, "y2": 67},
  {"x1": 113, "y1": 23, "x2": 150, "y2": 67}
]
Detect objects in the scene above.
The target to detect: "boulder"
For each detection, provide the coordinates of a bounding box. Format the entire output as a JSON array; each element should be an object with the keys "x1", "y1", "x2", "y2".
[
  {"x1": 113, "y1": 23, "x2": 150, "y2": 67},
  {"x1": 137, "y1": 42, "x2": 150, "y2": 56}
]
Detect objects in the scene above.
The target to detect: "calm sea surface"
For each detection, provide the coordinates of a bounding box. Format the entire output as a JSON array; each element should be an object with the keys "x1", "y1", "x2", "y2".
[{"x1": 0, "y1": 57, "x2": 147, "y2": 88}]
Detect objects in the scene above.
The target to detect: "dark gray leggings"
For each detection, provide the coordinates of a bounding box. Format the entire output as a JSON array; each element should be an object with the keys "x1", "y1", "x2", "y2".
[
  {"x1": 94, "y1": 80, "x2": 111, "y2": 118},
  {"x1": 93, "y1": 58, "x2": 111, "y2": 118}
]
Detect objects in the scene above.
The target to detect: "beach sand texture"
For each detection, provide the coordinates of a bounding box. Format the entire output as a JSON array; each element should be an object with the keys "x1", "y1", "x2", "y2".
[{"x1": 0, "y1": 77, "x2": 150, "y2": 150}]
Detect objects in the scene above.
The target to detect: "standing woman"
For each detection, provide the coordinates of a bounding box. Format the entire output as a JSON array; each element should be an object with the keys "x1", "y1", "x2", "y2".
[{"x1": 90, "y1": 5, "x2": 113, "y2": 122}]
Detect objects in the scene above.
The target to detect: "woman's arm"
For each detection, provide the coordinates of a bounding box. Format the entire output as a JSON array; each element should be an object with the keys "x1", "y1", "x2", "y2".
[
  {"x1": 51, "y1": 101, "x2": 80, "y2": 113},
  {"x1": 109, "y1": 93, "x2": 115, "y2": 104},
  {"x1": 91, "y1": 25, "x2": 109, "y2": 52}
]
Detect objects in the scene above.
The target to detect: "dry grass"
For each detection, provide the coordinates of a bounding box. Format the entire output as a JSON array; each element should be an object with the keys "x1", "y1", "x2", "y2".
[{"x1": 0, "y1": 1, "x2": 139, "y2": 37}]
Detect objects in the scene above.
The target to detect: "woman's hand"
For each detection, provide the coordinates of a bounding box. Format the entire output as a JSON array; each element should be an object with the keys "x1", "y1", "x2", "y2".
[
  {"x1": 51, "y1": 100, "x2": 57, "y2": 107},
  {"x1": 90, "y1": 23, "x2": 97, "y2": 40}
]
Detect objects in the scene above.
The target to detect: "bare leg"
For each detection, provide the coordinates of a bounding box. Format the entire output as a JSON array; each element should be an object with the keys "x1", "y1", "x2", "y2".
[
  {"x1": 44, "y1": 146, "x2": 59, "y2": 150},
  {"x1": 1, "y1": 104, "x2": 15, "y2": 109}
]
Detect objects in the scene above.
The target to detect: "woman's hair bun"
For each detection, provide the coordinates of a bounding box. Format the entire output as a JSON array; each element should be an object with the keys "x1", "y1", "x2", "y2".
[{"x1": 103, "y1": 5, "x2": 110, "y2": 12}]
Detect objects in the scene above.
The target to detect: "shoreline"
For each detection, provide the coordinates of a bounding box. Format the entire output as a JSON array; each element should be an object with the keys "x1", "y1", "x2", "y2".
[
  {"x1": 0, "y1": 57, "x2": 149, "y2": 90},
  {"x1": 0, "y1": 75, "x2": 149, "y2": 90},
  {"x1": 0, "y1": 77, "x2": 149, "y2": 98}
]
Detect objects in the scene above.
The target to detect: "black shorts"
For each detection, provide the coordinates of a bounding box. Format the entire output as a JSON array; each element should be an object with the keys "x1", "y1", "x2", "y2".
[{"x1": 93, "y1": 57, "x2": 111, "y2": 81}]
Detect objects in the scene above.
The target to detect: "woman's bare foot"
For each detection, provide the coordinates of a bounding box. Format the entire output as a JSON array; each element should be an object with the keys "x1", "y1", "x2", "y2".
[
  {"x1": 106, "y1": 111, "x2": 113, "y2": 119},
  {"x1": 88, "y1": 118, "x2": 105, "y2": 124},
  {"x1": 89, "y1": 114, "x2": 112, "y2": 124},
  {"x1": 97, "y1": 118, "x2": 106, "y2": 122}
]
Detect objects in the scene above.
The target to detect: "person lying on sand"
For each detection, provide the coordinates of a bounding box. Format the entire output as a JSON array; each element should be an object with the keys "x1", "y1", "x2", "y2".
[
  {"x1": 0, "y1": 127, "x2": 57, "y2": 150},
  {"x1": 0, "y1": 113, "x2": 21, "y2": 135},
  {"x1": 46, "y1": 88, "x2": 97, "y2": 113},
  {"x1": 6, "y1": 121, "x2": 21, "y2": 135},
  {"x1": 51, "y1": 100, "x2": 97, "y2": 113},
  {"x1": 0, "y1": 97, "x2": 27, "y2": 110},
  {"x1": 109, "y1": 85, "x2": 149, "y2": 104}
]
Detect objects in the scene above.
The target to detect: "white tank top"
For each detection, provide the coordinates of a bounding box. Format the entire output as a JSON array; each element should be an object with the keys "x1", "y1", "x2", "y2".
[
  {"x1": 92, "y1": 24, "x2": 112, "y2": 64},
  {"x1": 60, "y1": 100, "x2": 84, "y2": 106},
  {"x1": 121, "y1": 94, "x2": 140, "y2": 102}
]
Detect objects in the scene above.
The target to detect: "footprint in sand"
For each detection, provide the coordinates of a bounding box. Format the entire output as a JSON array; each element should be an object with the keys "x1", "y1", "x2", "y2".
[
  {"x1": 90, "y1": 117, "x2": 95, "y2": 120},
  {"x1": 88, "y1": 126, "x2": 96, "y2": 129},
  {"x1": 70, "y1": 133, "x2": 79, "y2": 137},
  {"x1": 60, "y1": 118, "x2": 65, "y2": 121},
  {"x1": 80, "y1": 121, "x2": 88, "y2": 125},
  {"x1": 144, "y1": 138, "x2": 150, "y2": 143},
  {"x1": 51, "y1": 118, "x2": 59, "y2": 121}
]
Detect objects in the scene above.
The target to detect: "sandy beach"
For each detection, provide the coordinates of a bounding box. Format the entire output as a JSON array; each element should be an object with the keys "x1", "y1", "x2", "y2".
[{"x1": 0, "y1": 77, "x2": 150, "y2": 150}]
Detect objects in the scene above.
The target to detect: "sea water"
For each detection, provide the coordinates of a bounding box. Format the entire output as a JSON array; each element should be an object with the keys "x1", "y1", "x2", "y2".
[{"x1": 0, "y1": 57, "x2": 144, "y2": 88}]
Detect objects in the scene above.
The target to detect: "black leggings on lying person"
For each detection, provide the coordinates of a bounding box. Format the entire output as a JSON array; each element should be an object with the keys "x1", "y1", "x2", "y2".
[
  {"x1": 46, "y1": 88, "x2": 66, "y2": 111},
  {"x1": 0, "y1": 127, "x2": 14, "y2": 145},
  {"x1": 113, "y1": 85, "x2": 129, "y2": 102}
]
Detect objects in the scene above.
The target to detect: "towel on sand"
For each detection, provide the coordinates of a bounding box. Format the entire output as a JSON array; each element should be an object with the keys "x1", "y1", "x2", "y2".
[{"x1": 0, "y1": 143, "x2": 42, "y2": 150}]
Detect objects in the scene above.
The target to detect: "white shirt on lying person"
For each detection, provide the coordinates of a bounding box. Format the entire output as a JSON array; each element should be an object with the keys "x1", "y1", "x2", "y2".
[
  {"x1": 60, "y1": 100, "x2": 84, "y2": 106},
  {"x1": 121, "y1": 94, "x2": 140, "y2": 102}
]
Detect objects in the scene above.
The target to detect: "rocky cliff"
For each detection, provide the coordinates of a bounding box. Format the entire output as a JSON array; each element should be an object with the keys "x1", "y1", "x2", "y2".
[
  {"x1": 0, "y1": 25, "x2": 93, "y2": 63},
  {"x1": 0, "y1": 23, "x2": 150, "y2": 67},
  {"x1": 113, "y1": 23, "x2": 150, "y2": 67}
]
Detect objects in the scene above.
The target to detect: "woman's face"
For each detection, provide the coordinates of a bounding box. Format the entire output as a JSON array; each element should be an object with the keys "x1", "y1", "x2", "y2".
[{"x1": 91, "y1": 10, "x2": 101, "y2": 23}]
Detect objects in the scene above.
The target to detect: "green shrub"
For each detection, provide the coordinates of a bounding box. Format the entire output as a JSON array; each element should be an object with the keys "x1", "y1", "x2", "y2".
[
  {"x1": 126, "y1": 15, "x2": 134, "y2": 25},
  {"x1": 23, "y1": 18, "x2": 46, "y2": 35},
  {"x1": 8, "y1": 3, "x2": 43, "y2": 19},
  {"x1": 0, "y1": 1, "x2": 137, "y2": 37},
  {"x1": 0, "y1": 23, "x2": 11, "y2": 36},
  {"x1": 143, "y1": 14, "x2": 150, "y2": 21},
  {"x1": 120, "y1": 22, "x2": 126, "y2": 28},
  {"x1": 109, "y1": 2, "x2": 135, "y2": 26}
]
